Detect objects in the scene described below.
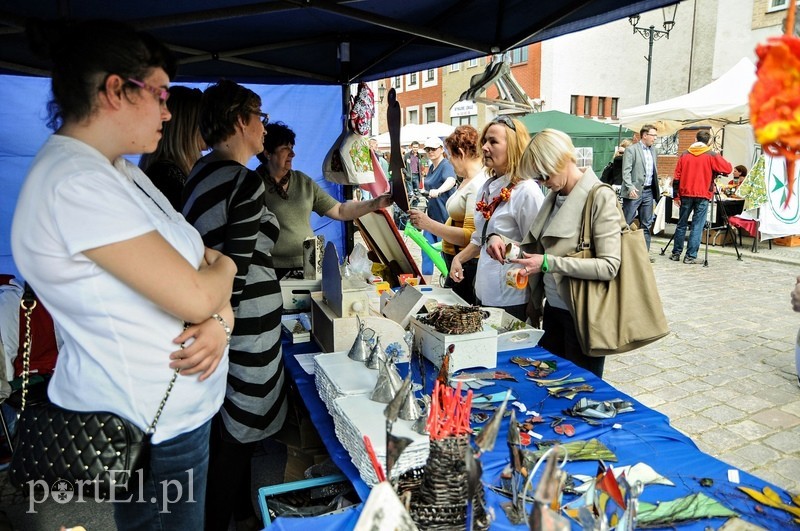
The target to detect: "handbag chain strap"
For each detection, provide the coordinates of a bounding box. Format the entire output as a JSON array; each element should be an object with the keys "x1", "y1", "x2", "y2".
[{"x1": 19, "y1": 286, "x2": 180, "y2": 435}]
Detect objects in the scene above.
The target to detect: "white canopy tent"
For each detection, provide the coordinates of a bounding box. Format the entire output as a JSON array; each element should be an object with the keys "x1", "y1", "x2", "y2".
[
  {"x1": 374, "y1": 122, "x2": 455, "y2": 148},
  {"x1": 620, "y1": 57, "x2": 757, "y2": 170},
  {"x1": 619, "y1": 57, "x2": 755, "y2": 136}
]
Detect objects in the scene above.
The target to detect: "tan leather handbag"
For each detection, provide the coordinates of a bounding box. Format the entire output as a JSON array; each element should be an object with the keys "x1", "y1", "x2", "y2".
[{"x1": 568, "y1": 185, "x2": 669, "y2": 356}]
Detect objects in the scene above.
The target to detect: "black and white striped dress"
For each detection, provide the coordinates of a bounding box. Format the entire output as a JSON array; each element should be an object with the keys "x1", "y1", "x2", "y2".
[{"x1": 182, "y1": 156, "x2": 287, "y2": 443}]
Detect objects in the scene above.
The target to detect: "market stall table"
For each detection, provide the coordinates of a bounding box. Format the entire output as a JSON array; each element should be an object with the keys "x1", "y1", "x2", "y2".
[{"x1": 269, "y1": 339, "x2": 796, "y2": 530}]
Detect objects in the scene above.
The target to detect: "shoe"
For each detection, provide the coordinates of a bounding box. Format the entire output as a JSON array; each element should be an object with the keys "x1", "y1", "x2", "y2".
[
  {"x1": 649, "y1": 256, "x2": 656, "y2": 263},
  {"x1": 683, "y1": 257, "x2": 697, "y2": 264},
  {"x1": 669, "y1": 254, "x2": 681, "y2": 261}
]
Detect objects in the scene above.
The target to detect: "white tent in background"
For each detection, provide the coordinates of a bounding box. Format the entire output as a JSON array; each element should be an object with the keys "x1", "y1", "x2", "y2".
[
  {"x1": 374, "y1": 122, "x2": 455, "y2": 147},
  {"x1": 619, "y1": 57, "x2": 756, "y2": 136}
]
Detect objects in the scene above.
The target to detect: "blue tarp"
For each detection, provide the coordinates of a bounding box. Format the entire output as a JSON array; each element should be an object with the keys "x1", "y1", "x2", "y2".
[{"x1": 0, "y1": 75, "x2": 345, "y2": 278}]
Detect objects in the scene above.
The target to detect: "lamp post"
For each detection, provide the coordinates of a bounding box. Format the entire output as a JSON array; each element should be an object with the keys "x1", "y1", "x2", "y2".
[
  {"x1": 629, "y1": 5, "x2": 678, "y2": 104},
  {"x1": 378, "y1": 82, "x2": 386, "y2": 104}
]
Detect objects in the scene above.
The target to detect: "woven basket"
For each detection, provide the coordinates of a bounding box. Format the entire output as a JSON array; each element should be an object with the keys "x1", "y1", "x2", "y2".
[{"x1": 418, "y1": 305, "x2": 485, "y2": 335}]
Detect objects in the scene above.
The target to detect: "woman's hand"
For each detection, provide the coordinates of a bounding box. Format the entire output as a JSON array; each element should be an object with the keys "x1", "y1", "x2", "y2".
[
  {"x1": 408, "y1": 209, "x2": 431, "y2": 231},
  {"x1": 511, "y1": 252, "x2": 545, "y2": 277},
  {"x1": 485, "y1": 234, "x2": 506, "y2": 263},
  {"x1": 372, "y1": 193, "x2": 394, "y2": 210},
  {"x1": 792, "y1": 275, "x2": 800, "y2": 312},
  {"x1": 449, "y1": 254, "x2": 464, "y2": 283},
  {"x1": 169, "y1": 308, "x2": 234, "y2": 381}
]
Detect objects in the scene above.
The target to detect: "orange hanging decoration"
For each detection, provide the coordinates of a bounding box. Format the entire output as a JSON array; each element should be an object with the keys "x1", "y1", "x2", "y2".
[{"x1": 750, "y1": 1, "x2": 799, "y2": 208}]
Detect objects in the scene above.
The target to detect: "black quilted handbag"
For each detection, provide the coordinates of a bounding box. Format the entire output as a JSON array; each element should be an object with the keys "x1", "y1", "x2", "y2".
[{"x1": 9, "y1": 287, "x2": 179, "y2": 498}]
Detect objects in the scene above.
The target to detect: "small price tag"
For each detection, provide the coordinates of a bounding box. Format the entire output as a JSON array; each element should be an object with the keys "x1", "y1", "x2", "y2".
[
  {"x1": 727, "y1": 469, "x2": 740, "y2": 484},
  {"x1": 612, "y1": 423, "x2": 622, "y2": 430},
  {"x1": 528, "y1": 430, "x2": 544, "y2": 440}
]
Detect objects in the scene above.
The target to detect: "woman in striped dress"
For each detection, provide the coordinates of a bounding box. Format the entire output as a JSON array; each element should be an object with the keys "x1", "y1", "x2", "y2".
[{"x1": 182, "y1": 80, "x2": 286, "y2": 530}]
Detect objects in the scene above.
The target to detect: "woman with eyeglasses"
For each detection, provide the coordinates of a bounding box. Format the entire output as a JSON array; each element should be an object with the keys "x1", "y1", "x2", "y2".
[
  {"x1": 255, "y1": 121, "x2": 393, "y2": 280},
  {"x1": 409, "y1": 126, "x2": 487, "y2": 304},
  {"x1": 11, "y1": 20, "x2": 236, "y2": 529},
  {"x1": 181, "y1": 80, "x2": 284, "y2": 530},
  {"x1": 509, "y1": 129, "x2": 622, "y2": 378},
  {"x1": 450, "y1": 116, "x2": 544, "y2": 321},
  {"x1": 139, "y1": 85, "x2": 205, "y2": 210}
]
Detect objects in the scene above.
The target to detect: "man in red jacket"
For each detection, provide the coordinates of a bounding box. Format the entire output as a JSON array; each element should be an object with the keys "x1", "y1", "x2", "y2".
[{"x1": 670, "y1": 130, "x2": 733, "y2": 264}]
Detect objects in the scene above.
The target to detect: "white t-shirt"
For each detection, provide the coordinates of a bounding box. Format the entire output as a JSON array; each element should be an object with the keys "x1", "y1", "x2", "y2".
[
  {"x1": 471, "y1": 176, "x2": 544, "y2": 307},
  {"x1": 11, "y1": 135, "x2": 227, "y2": 444}
]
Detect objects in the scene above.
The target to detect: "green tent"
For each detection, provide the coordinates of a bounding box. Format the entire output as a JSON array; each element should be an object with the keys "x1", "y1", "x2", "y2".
[{"x1": 518, "y1": 111, "x2": 633, "y2": 176}]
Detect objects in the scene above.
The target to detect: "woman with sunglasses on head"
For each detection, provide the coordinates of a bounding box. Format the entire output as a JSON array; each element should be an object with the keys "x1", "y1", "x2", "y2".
[
  {"x1": 255, "y1": 121, "x2": 393, "y2": 280},
  {"x1": 450, "y1": 116, "x2": 544, "y2": 321},
  {"x1": 181, "y1": 80, "x2": 283, "y2": 531},
  {"x1": 11, "y1": 20, "x2": 236, "y2": 529},
  {"x1": 509, "y1": 129, "x2": 622, "y2": 378},
  {"x1": 139, "y1": 85, "x2": 205, "y2": 210},
  {"x1": 408, "y1": 126, "x2": 487, "y2": 304}
]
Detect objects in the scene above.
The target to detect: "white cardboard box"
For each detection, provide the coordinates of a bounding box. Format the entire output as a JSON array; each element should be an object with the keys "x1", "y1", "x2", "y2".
[
  {"x1": 280, "y1": 279, "x2": 322, "y2": 312},
  {"x1": 311, "y1": 293, "x2": 408, "y2": 356},
  {"x1": 410, "y1": 317, "x2": 497, "y2": 374}
]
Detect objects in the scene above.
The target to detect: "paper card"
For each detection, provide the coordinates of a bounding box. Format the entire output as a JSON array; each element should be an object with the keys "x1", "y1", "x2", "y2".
[{"x1": 294, "y1": 353, "x2": 319, "y2": 375}]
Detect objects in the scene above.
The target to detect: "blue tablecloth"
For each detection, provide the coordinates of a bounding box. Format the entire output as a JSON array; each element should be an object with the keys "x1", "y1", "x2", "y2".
[{"x1": 270, "y1": 340, "x2": 796, "y2": 530}]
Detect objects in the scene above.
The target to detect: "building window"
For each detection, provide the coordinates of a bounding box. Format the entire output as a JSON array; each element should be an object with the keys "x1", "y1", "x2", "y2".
[
  {"x1": 467, "y1": 58, "x2": 478, "y2": 68},
  {"x1": 575, "y1": 147, "x2": 593, "y2": 169},
  {"x1": 570, "y1": 95, "x2": 578, "y2": 115},
  {"x1": 451, "y1": 115, "x2": 478, "y2": 127},
  {"x1": 407, "y1": 108, "x2": 419, "y2": 125},
  {"x1": 504, "y1": 46, "x2": 528, "y2": 65},
  {"x1": 583, "y1": 96, "x2": 592, "y2": 116},
  {"x1": 598, "y1": 97, "x2": 606, "y2": 117},
  {"x1": 422, "y1": 68, "x2": 438, "y2": 88},
  {"x1": 410, "y1": 72, "x2": 417, "y2": 85},
  {"x1": 425, "y1": 106, "x2": 436, "y2": 123},
  {"x1": 392, "y1": 76, "x2": 402, "y2": 89},
  {"x1": 449, "y1": 63, "x2": 460, "y2": 72},
  {"x1": 767, "y1": 0, "x2": 798, "y2": 11},
  {"x1": 611, "y1": 97, "x2": 619, "y2": 118}
]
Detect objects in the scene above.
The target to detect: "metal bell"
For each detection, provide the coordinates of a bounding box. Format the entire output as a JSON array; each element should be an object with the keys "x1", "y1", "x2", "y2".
[
  {"x1": 370, "y1": 358, "x2": 398, "y2": 403},
  {"x1": 365, "y1": 337, "x2": 386, "y2": 370},
  {"x1": 347, "y1": 317, "x2": 369, "y2": 362}
]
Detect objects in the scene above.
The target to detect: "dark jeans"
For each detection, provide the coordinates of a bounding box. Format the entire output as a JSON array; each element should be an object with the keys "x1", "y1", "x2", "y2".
[
  {"x1": 113, "y1": 419, "x2": 211, "y2": 531},
  {"x1": 405, "y1": 173, "x2": 420, "y2": 196},
  {"x1": 622, "y1": 188, "x2": 655, "y2": 250},
  {"x1": 540, "y1": 302, "x2": 605, "y2": 378},
  {"x1": 443, "y1": 253, "x2": 478, "y2": 305},
  {"x1": 672, "y1": 197, "x2": 709, "y2": 260}
]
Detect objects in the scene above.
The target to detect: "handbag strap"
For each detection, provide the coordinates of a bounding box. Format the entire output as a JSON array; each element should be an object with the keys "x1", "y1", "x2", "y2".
[
  {"x1": 575, "y1": 183, "x2": 629, "y2": 253},
  {"x1": 19, "y1": 285, "x2": 180, "y2": 435}
]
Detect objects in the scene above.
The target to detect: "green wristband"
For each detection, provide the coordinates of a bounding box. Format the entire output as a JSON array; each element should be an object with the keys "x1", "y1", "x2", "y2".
[{"x1": 541, "y1": 252, "x2": 549, "y2": 273}]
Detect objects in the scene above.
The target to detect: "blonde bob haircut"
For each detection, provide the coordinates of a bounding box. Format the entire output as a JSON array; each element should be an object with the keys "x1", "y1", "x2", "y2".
[
  {"x1": 480, "y1": 117, "x2": 531, "y2": 184},
  {"x1": 520, "y1": 128, "x2": 577, "y2": 181}
]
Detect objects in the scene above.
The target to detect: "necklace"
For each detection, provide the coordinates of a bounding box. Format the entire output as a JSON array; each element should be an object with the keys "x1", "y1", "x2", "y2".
[{"x1": 475, "y1": 182, "x2": 515, "y2": 220}]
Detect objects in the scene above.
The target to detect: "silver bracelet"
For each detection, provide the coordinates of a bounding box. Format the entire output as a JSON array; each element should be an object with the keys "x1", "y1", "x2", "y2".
[{"x1": 211, "y1": 313, "x2": 232, "y2": 345}]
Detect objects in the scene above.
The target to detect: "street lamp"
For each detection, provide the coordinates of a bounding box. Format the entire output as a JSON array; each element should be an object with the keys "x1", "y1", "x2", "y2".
[
  {"x1": 629, "y1": 4, "x2": 678, "y2": 104},
  {"x1": 378, "y1": 82, "x2": 386, "y2": 104}
]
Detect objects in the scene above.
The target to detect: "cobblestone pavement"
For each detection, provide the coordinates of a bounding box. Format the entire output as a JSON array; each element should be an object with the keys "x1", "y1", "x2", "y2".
[{"x1": 605, "y1": 233, "x2": 800, "y2": 497}]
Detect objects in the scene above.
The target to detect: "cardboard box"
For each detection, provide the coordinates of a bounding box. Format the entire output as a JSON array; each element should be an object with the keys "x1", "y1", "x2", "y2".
[
  {"x1": 280, "y1": 279, "x2": 322, "y2": 312},
  {"x1": 701, "y1": 229, "x2": 735, "y2": 246},
  {"x1": 411, "y1": 318, "x2": 497, "y2": 374},
  {"x1": 774, "y1": 235, "x2": 800, "y2": 247}
]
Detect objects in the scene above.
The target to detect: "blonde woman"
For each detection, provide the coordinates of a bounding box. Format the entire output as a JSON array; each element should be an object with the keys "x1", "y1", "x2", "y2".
[
  {"x1": 450, "y1": 117, "x2": 544, "y2": 320},
  {"x1": 509, "y1": 129, "x2": 622, "y2": 377},
  {"x1": 409, "y1": 125, "x2": 487, "y2": 304}
]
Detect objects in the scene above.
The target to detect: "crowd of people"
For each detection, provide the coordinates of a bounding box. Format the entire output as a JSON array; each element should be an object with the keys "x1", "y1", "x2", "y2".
[{"x1": 3, "y1": 15, "x2": 796, "y2": 531}]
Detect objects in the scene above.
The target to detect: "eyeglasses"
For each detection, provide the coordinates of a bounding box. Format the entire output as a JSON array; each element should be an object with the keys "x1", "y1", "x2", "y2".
[
  {"x1": 253, "y1": 112, "x2": 270, "y2": 126},
  {"x1": 424, "y1": 146, "x2": 440, "y2": 152},
  {"x1": 534, "y1": 173, "x2": 550, "y2": 183},
  {"x1": 644, "y1": 132, "x2": 658, "y2": 137},
  {"x1": 126, "y1": 78, "x2": 169, "y2": 104},
  {"x1": 491, "y1": 115, "x2": 517, "y2": 131}
]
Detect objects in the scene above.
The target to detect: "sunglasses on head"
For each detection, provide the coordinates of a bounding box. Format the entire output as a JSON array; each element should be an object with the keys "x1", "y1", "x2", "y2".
[{"x1": 491, "y1": 115, "x2": 517, "y2": 131}]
